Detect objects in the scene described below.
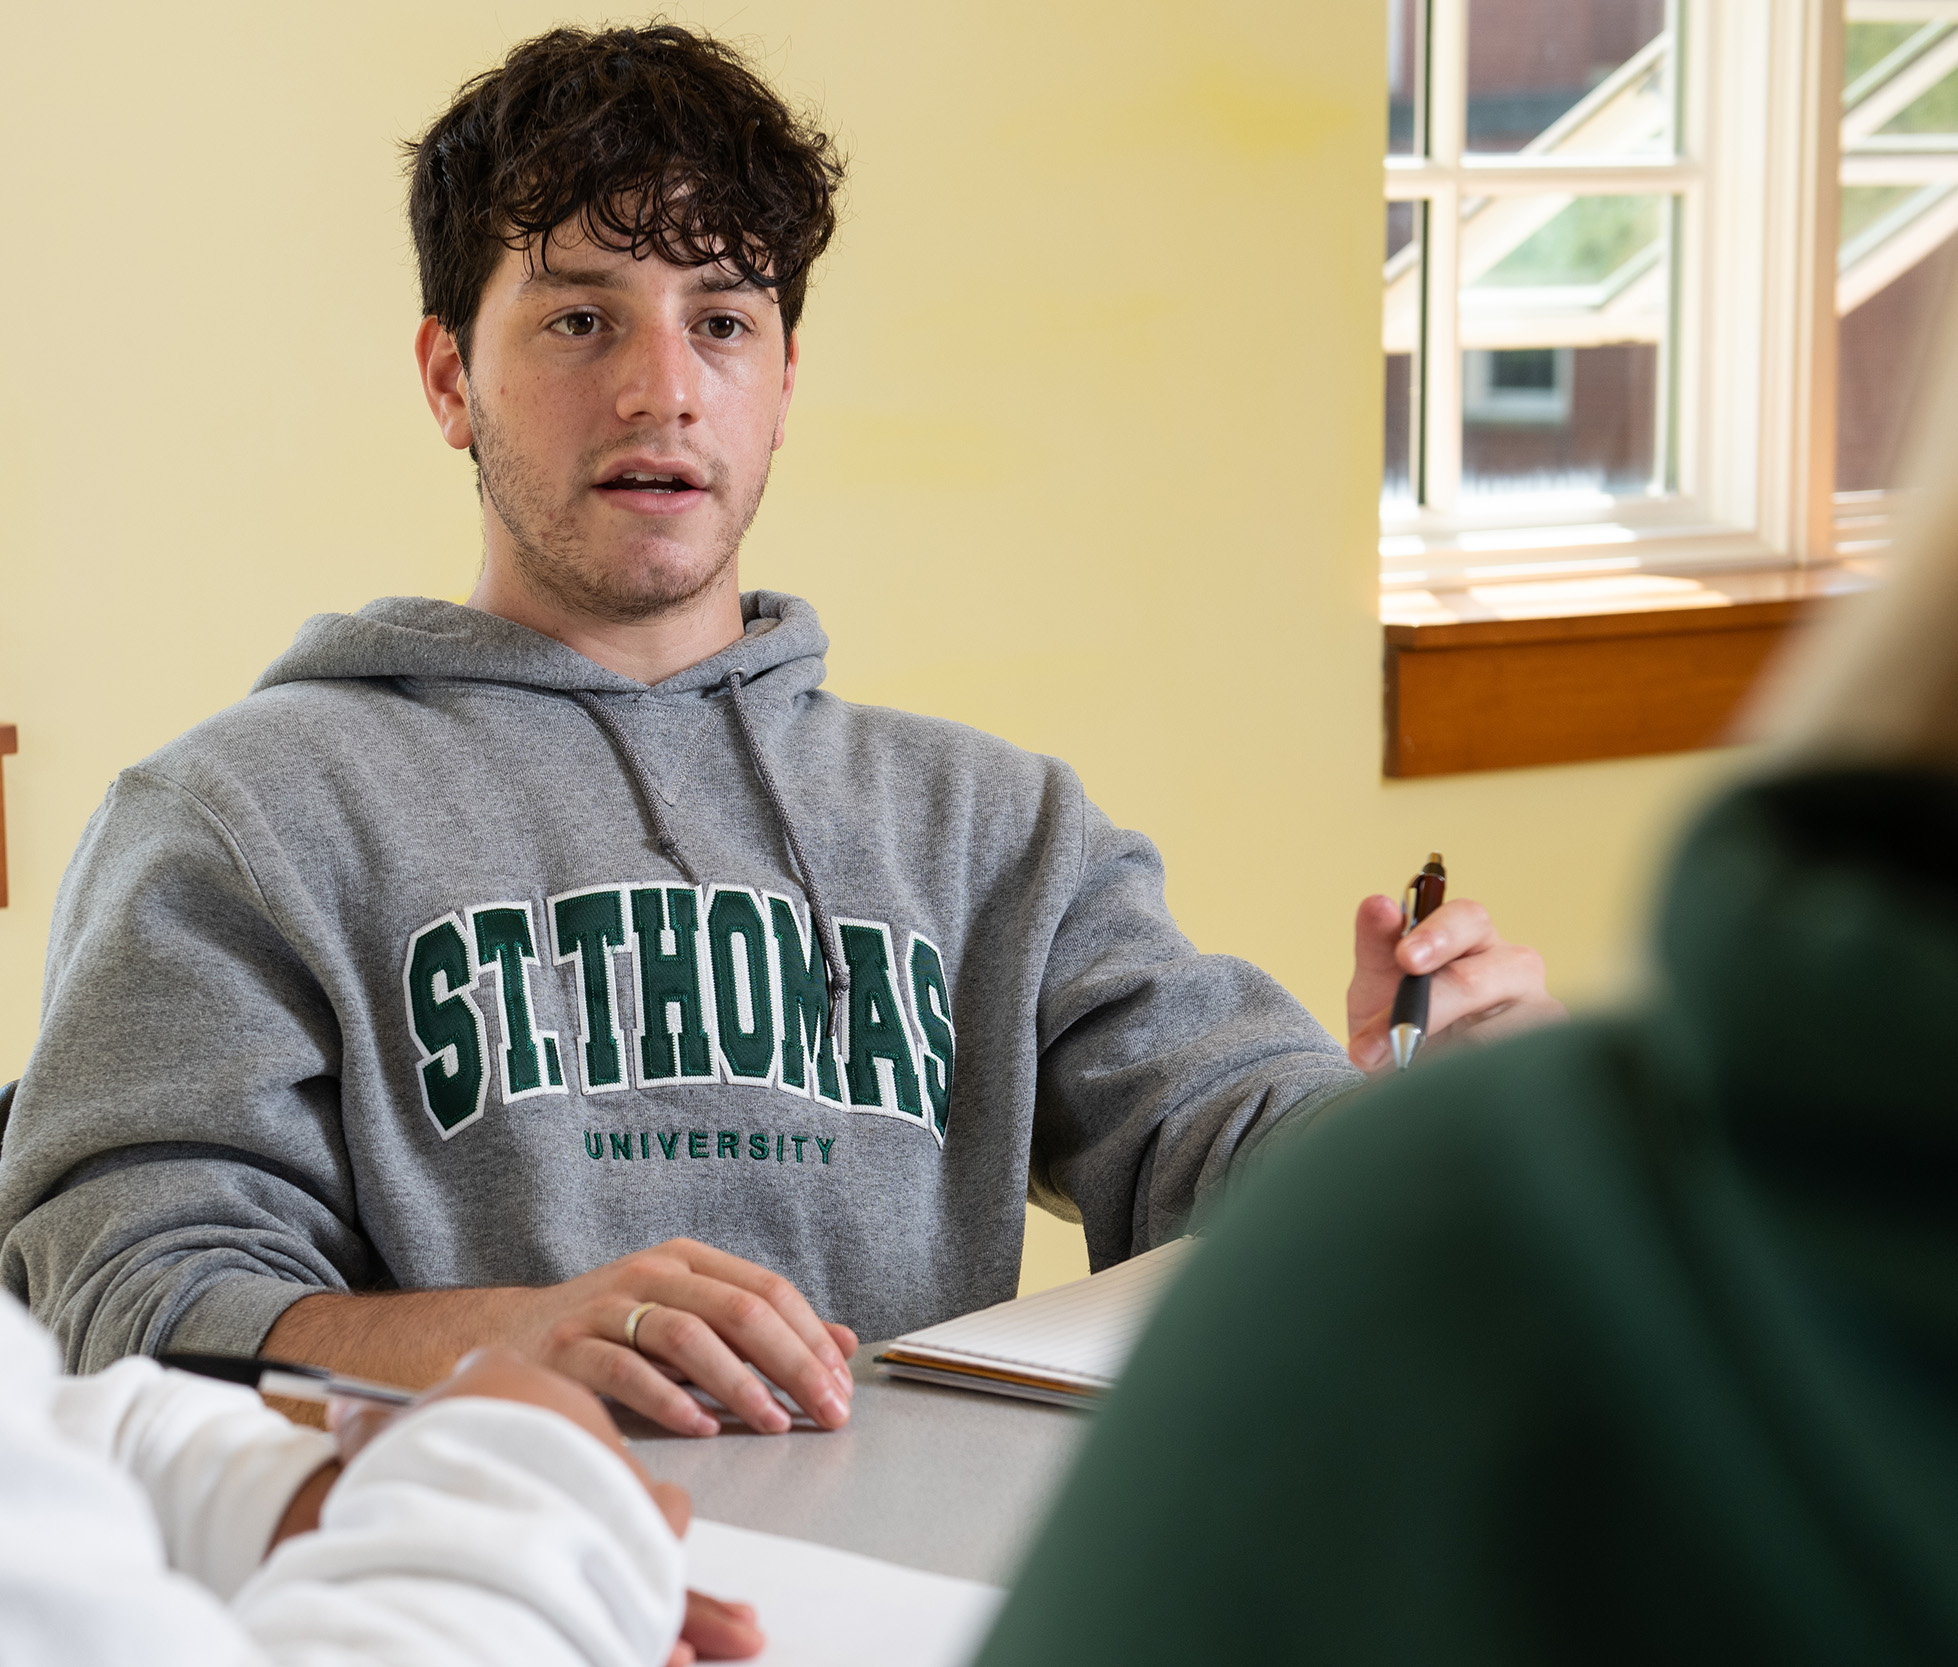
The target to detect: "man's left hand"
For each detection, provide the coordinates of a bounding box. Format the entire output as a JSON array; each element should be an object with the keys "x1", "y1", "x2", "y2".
[{"x1": 1345, "y1": 895, "x2": 1564, "y2": 1074}]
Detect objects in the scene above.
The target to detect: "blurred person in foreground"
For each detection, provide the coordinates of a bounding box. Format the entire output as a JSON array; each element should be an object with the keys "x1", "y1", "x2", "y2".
[
  {"x1": 0, "y1": 1288, "x2": 762, "y2": 1665},
  {"x1": 974, "y1": 322, "x2": 1958, "y2": 1662}
]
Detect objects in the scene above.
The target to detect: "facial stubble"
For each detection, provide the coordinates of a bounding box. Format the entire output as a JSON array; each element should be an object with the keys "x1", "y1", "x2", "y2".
[{"x1": 468, "y1": 390, "x2": 770, "y2": 625}]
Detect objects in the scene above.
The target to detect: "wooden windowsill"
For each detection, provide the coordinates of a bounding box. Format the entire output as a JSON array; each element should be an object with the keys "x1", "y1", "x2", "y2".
[{"x1": 1381, "y1": 564, "x2": 1872, "y2": 778}]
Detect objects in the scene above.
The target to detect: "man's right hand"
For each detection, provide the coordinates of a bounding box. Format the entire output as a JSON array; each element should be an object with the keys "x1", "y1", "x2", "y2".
[
  {"x1": 264, "y1": 1238, "x2": 859, "y2": 1439},
  {"x1": 503, "y1": 1238, "x2": 858, "y2": 1438}
]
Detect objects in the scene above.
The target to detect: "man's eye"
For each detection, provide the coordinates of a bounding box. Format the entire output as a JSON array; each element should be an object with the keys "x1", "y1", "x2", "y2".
[
  {"x1": 703, "y1": 315, "x2": 744, "y2": 341},
  {"x1": 552, "y1": 311, "x2": 601, "y2": 338}
]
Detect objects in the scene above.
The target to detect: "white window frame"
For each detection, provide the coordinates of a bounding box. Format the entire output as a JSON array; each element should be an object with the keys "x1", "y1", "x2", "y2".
[{"x1": 1383, "y1": 0, "x2": 1846, "y2": 595}]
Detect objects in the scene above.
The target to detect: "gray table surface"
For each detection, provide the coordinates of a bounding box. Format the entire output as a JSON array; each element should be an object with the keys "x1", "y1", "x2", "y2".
[{"x1": 627, "y1": 1345, "x2": 1090, "y2": 1585}]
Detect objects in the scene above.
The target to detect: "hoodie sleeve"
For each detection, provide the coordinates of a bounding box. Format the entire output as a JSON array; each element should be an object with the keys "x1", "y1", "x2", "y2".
[
  {"x1": 1028, "y1": 795, "x2": 1363, "y2": 1269},
  {"x1": 0, "y1": 768, "x2": 377, "y2": 1371}
]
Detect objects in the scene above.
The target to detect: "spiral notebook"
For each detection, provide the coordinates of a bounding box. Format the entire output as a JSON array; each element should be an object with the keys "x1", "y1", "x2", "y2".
[{"x1": 875, "y1": 1236, "x2": 1195, "y2": 1407}]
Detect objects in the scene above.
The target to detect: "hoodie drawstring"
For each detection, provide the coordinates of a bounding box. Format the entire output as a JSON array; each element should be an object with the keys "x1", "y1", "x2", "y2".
[
  {"x1": 571, "y1": 680, "x2": 850, "y2": 1046},
  {"x1": 726, "y1": 671, "x2": 851, "y2": 1041}
]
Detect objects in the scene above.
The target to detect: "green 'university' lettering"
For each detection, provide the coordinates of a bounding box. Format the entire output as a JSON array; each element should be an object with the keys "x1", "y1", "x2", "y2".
[
  {"x1": 580, "y1": 1128, "x2": 840, "y2": 1165},
  {"x1": 908, "y1": 934, "x2": 956, "y2": 1139},
  {"x1": 840, "y1": 922, "x2": 924, "y2": 1117},
  {"x1": 551, "y1": 887, "x2": 629, "y2": 1092},
  {"x1": 770, "y1": 896, "x2": 843, "y2": 1103},
  {"x1": 404, "y1": 916, "x2": 489, "y2": 1136},
  {"x1": 471, "y1": 904, "x2": 563, "y2": 1099},
  {"x1": 708, "y1": 889, "x2": 775, "y2": 1081},
  {"x1": 630, "y1": 886, "x2": 714, "y2": 1081}
]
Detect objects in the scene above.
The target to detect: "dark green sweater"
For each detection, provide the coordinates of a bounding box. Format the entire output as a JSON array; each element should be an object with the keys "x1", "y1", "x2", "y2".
[{"x1": 977, "y1": 770, "x2": 1958, "y2": 1664}]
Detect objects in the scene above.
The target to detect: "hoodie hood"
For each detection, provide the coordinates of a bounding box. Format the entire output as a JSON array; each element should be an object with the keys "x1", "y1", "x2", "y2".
[
  {"x1": 1656, "y1": 766, "x2": 1958, "y2": 1155},
  {"x1": 256, "y1": 588, "x2": 850, "y2": 1029},
  {"x1": 253, "y1": 591, "x2": 831, "y2": 703}
]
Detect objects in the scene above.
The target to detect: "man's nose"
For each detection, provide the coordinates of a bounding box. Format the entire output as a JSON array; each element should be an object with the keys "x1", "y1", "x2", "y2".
[{"x1": 616, "y1": 320, "x2": 698, "y2": 427}]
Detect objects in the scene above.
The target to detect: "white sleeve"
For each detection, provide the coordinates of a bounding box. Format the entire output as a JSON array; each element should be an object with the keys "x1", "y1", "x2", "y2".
[
  {"x1": 51, "y1": 1354, "x2": 337, "y2": 1597},
  {"x1": 0, "y1": 1294, "x2": 264, "y2": 1667},
  {"x1": 234, "y1": 1397, "x2": 687, "y2": 1667},
  {"x1": 1, "y1": 1294, "x2": 686, "y2": 1667}
]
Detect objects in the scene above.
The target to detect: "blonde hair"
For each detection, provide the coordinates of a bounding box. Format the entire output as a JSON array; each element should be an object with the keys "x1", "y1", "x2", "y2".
[{"x1": 1756, "y1": 288, "x2": 1958, "y2": 769}]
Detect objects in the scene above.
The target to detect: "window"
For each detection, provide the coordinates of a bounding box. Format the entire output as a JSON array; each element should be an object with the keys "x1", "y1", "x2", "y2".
[
  {"x1": 1382, "y1": 1, "x2": 1933, "y2": 625},
  {"x1": 1838, "y1": 7, "x2": 1958, "y2": 537}
]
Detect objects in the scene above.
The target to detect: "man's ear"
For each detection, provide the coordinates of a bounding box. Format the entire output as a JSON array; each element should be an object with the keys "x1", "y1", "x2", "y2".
[
  {"x1": 415, "y1": 316, "x2": 476, "y2": 453},
  {"x1": 773, "y1": 329, "x2": 801, "y2": 452}
]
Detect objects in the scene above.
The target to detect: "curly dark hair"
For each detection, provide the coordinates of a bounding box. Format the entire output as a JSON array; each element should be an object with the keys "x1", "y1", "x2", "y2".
[{"x1": 405, "y1": 22, "x2": 845, "y2": 363}]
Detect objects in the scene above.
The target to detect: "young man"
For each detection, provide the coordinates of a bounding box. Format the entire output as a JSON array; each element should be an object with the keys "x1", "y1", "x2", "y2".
[{"x1": 0, "y1": 23, "x2": 1559, "y2": 1439}]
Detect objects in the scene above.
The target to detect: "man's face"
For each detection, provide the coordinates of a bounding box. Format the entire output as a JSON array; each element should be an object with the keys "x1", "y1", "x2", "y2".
[{"x1": 426, "y1": 225, "x2": 798, "y2": 623}]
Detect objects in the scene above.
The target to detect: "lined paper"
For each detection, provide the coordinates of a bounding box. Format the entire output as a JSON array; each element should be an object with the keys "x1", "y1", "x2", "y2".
[{"x1": 885, "y1": 1237, "x2": 1195, "y2": 1392}]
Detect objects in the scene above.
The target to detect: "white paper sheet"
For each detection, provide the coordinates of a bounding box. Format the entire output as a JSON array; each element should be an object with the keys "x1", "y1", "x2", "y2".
[
  {"x1": 685, "y1": 1518, "x2": 1004, "y2": 1667},
  {"x1": 886, "y1": 1235, "x2": 1196, "y2": 1389}
]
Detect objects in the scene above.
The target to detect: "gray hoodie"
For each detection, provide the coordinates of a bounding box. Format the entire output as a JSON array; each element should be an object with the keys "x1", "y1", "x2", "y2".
[{"x1": 0, "y1": 594, "x2": 1359, "y2": 1370}]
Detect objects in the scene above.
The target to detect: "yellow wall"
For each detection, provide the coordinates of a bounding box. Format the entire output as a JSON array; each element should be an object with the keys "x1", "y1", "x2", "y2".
[{"x1": 0, "y1": 2, "x2": 1739, "y2": 1298}]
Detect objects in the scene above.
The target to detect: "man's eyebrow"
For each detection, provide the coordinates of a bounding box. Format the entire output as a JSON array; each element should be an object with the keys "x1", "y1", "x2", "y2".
[
  {"x1": 516, "y1": 261, "x2": 779, "y2": 304},
  {"x1": 693, "y1": 269, "x2": 777, "y2": 301},
  {"x1": 519, "y1": 265, "x2": 630, "y2": 292}
]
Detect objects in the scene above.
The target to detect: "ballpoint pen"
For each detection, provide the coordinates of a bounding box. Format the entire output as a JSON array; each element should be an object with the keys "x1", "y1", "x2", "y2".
[
  {"x1": 161, "y1": 1352, "x2": 418, "y2": 1408},
  {"x1": 1389, "y1": 852, "x2": 1447, "y2": 1071}
]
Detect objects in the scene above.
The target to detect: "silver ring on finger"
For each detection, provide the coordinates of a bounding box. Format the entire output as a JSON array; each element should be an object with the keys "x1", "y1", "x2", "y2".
[{"x1": 623, "y1": 1300, "x2": 661, "y2": 1353}]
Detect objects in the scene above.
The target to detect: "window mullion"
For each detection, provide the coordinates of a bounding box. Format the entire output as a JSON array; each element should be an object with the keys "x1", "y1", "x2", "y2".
[
  {"x1": 1784, "y1": 0, "x2": 1845, "y2": 560},
  {"x1": 1803, "y1": 0, "x2": 1846, "y2": 559},
  {"x1": 1655, "y1": 0, "x2": 1689, "y2": 493},
  {"x1": 1422, "y1": 0, "x2": 1467, "y2": 516}
]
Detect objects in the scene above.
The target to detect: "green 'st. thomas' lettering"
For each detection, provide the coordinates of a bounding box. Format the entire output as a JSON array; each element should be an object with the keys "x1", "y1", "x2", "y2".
[
  {"x1": 771, "y1": 895, "x2": 843, "y2": 1103},
  {"x1": 405, "y1": 917, "x2": 489, "y2": 1136},
  {"x1": 404, "y1": 885, "x2": 955, "y2": 1143},
  {"x1": 708, "y1": 889, "x2": 774, "y2": 1081},
  {"x1": 551, "y1": 887, "x2": 629, "y2": 1092},
  {"x1": 631, "y1": 886, "x2": 715, "y2": 1082},
  {"x1": 909, "y1": 934, "x2": 956, "y2": 1138},
  {"x1": 841, "y1": 922, "x2": 923, "y2": 1119},
  {"x1": 471, "y1": 904, "x2": 563, "y2": 1100}
]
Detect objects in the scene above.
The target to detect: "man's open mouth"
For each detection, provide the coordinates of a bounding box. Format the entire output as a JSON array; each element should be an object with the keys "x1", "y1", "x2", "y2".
[{"x1": 596, "y1": 470, "x2": 701, "y2": 493}]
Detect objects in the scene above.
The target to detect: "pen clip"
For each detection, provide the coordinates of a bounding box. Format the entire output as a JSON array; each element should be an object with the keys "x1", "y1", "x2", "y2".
[{"x1": 1401, "y1": 854, "x2": 1447, "y2": 937}]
